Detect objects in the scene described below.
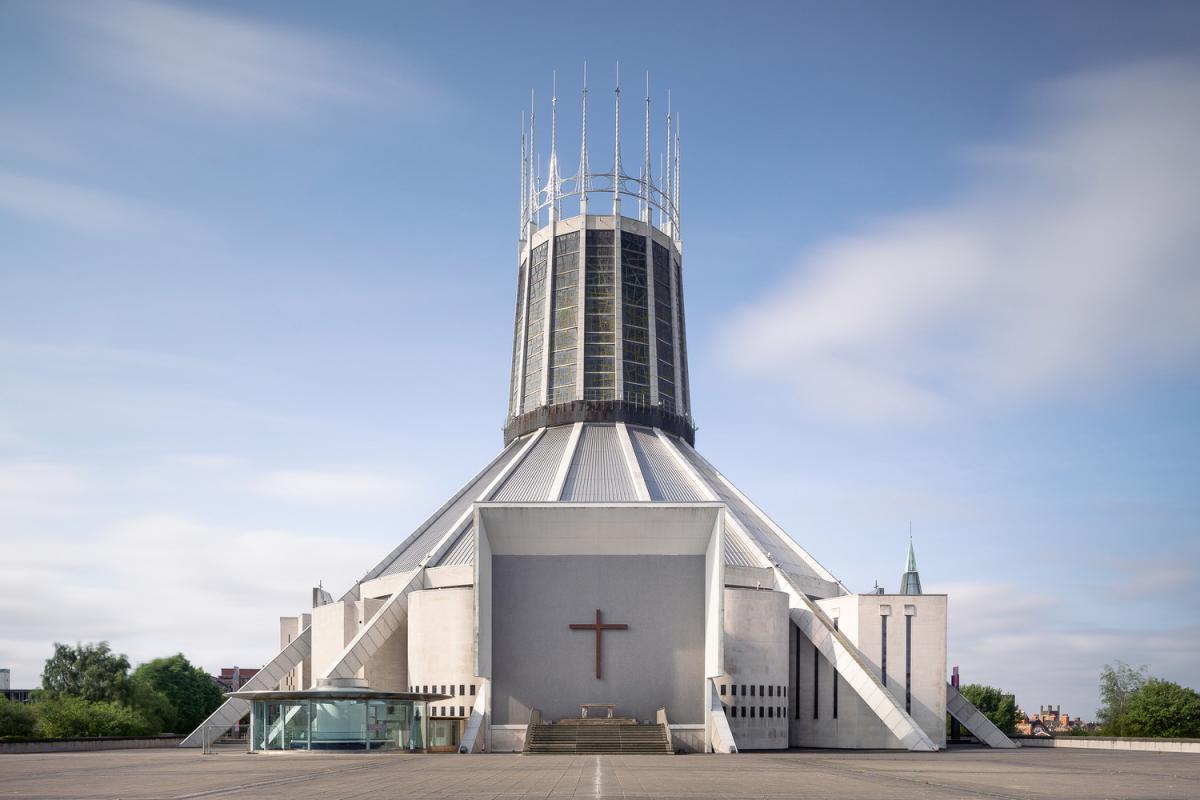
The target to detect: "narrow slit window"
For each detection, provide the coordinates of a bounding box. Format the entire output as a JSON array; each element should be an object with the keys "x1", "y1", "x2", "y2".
[
  {"x1": 881, "y1": 615, "x2": 889, "y2": 687},
  {"x1": 813, "y1": 648, "x2": 820, "y2": 720},
  {"x1": 833, "y1": 618, "x2": 839, "y2": 719},
  {"x1": 906, "y1": 614, "x2": 913, "y2": 714}
]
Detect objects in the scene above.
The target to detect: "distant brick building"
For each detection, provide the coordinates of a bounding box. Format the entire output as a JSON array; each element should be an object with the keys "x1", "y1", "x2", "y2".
[
  {"x1": 213, "y1": 667, "x2": 259, "y2": 693},
  {"x1": 1016, "y1": 705, "x2": 1077, "y2": 736}
]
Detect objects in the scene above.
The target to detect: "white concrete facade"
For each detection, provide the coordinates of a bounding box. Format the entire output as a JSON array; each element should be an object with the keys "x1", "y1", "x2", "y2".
[
  {"x1": 186, "y1": 131, "x2": 1003, "y2": 751},
  {"x1": 187, "y1": 424, "x2": 989, "y2": 753}
]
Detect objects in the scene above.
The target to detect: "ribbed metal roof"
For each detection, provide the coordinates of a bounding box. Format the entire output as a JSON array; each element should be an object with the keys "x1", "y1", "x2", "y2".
[
  {"x1": 492, "y1": 424, "x2": 572, "y2": 501},
  {"x1": 436, "y1": 524, "x2": 476, "y2": 567},
  {"x1": 361, "y1": 423, "x2": 841, "y2": 589},
  {"x1": 561, "y1": 424, "x2": 637, "y2": 501},
  {"x1": 674, "y1": 442, "x2": 820, "y2": 579},
  {"x1": 371, "y1": 436, "x2": 527, "y2": 579},
  {"x1": 628, "y1": 425, "x2": 705, "y2": 502}
]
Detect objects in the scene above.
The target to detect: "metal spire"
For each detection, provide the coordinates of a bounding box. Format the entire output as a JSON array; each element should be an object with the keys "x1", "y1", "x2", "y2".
[
  {"x1": 673, "y1": 113, "x2": 681, "y2": 243},
  {"x1": 528, "y1": 89, "x2": 537, "y2": 232},
  {"x1": 579, "y1": 62, "x2": 589, "y2": 216},
  {"x1": 613, "y1": 62, "x2": 621, "y2": 215},
  {"x1": 549, "y1": 71, "x2": 559, "y2": 217},
  {"x1": 519, "y1": 110, "x2": 527, "y2": 239},
  {"x1": 658, "y1": 152, "x2": 664, "y2": 226},
  {"x1": 643, "y1": 72, "x2": 651, "y2": 223},
  {"x1": 665, "y1": 91, "x2": 672, "y2": 235}
]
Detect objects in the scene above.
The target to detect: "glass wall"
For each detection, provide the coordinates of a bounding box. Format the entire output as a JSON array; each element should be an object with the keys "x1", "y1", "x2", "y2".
[
  {"x1": 652, "y1": 241, "x2": 676, "y2": 412},
  {"x1": 548, "y1": 231, "x2": 580, "y2": 405},
  {"x1": 673, "y1": 256, "x2": 690, "y2": 416},
  {"x1": 521, "y1": 242, "x2": 549, "y2": 413},
  {"x1": 252, "y1": 699, "x2": 429, "y2": 752},
  {"x1": 508, "y1": 258, "x2": 527, "y2": 417},
  {"x1": 583, "y1": 230, "x2": 616, "y2": 400},
  {"x1": 620, "y1": 231, "x2": 650, "y2": 405}
]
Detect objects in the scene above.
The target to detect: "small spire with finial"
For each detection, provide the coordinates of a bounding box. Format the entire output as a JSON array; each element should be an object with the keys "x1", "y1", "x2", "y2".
[{"x1": 900, "y1": 525, "x2": 923, "y2": 595}]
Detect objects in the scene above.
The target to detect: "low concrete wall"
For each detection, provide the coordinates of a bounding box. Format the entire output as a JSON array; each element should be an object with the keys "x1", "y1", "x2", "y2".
[
  {"x1": 1015, "y1": 736, "x2": 1200, "y2": 754},
  {"x1": 489, "y1": 725, "x2": 526, "y2": 753},
  {"x1": 669, "y1": 724, "x2": 705, "y2": 753},
  {"x1": 0, "y1": 735, "x2": 185, "y2": 754}
]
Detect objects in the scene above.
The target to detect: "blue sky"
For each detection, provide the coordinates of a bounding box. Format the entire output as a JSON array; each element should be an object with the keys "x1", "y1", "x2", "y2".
[{"x1": 1, "y1": 1, "x2": 1198, "y2": 718}]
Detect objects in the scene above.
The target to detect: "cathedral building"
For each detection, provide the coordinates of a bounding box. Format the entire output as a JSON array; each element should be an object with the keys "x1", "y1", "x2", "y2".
[{"x1": 185, "y1": 70, "x2": 1015, "y2": 755}]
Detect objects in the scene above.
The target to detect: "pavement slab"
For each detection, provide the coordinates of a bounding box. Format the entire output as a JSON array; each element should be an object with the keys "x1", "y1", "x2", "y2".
[{"x1": 1, "y1": 745, "x2": 1198, "y2": 800}]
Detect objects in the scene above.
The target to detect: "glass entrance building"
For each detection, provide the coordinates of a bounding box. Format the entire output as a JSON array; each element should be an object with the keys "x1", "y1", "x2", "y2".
[{"x1": 229, "y1": 681, "x2": 450, "y2": 752}]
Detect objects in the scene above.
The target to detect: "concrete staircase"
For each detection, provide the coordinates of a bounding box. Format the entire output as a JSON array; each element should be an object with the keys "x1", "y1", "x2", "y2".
[{"x1": 525, "y1": 720, "x2": 673, "y2": 755}]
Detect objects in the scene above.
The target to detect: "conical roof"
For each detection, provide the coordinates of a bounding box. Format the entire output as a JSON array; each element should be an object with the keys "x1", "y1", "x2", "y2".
[
  {"x1": 900, "y1": 535, "x2": 922, "y2": 595},
  {"x1": 347, "y1": 422, "x2": 846, "y2": 600}
]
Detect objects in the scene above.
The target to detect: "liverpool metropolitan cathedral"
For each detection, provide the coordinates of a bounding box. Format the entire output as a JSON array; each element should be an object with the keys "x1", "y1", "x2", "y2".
[{"x1": 186, "y1": 72, "x2": 1015, "y2": 755}]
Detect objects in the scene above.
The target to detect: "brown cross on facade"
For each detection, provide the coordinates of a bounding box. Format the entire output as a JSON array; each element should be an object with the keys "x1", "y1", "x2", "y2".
[{"x1": 569, "y1": 609, "x2": 629, "y2": 680}]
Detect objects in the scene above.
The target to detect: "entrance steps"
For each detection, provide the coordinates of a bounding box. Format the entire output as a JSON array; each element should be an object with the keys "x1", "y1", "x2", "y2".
[{"x1": 525, "y1": 720, "x2": 672, "y2": 755}]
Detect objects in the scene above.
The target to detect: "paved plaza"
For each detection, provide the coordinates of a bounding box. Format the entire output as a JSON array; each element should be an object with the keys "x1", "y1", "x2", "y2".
[{"x1": 3, "y1": 746, "x2": 1200, "y2": 800}]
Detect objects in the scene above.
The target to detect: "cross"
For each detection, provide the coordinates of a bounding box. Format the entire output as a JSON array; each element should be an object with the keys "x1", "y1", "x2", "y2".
[{"x1": 569, "y1": 609, "x2": 629, "y2": 680}]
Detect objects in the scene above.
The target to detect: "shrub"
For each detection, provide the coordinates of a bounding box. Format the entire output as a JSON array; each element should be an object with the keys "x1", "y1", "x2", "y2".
[
  {"x1": 34, "y1": 696, "x2": 155, "y2": 738},
  {"x1": 0, "y1": 698, "x2": 38, "y2": 738}
]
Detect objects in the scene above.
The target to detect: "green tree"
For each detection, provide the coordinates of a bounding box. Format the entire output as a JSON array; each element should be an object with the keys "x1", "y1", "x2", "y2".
[
  {"x1": 959, "y1": 684, "x2": 1023, "y2": 735},
  {"x1": 131, "y1": 655, "x2": 222, "y2": 733},
  {"x1": 1119, "y1": 679, "x2": 1200, "y2": 738},
  {"x1": 40, "y1": 642, "x2": 131, "y2": 703},
  {"x1": 34, "y1": 697, "x2": 154, "y2": 738},
  {"x1": 128, "y1": 674, "x2": 174, "y2": 734},
  {"x1": 0, "y1": 697, "x2": 38, "y2": 738},
  {"x1": 1097, "y1": 661, "x2": 1148, "y2": 736}
]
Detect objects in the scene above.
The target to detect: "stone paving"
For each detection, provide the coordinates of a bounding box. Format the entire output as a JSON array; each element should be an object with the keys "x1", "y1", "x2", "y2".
[{"x1": 2, "y1": 745, "x2": 1199, "y2": 799}]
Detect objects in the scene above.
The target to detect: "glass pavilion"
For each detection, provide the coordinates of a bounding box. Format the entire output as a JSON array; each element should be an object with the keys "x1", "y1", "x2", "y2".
[{"x1": 229, "y1": 681, "x2": 450, "y2": 752}]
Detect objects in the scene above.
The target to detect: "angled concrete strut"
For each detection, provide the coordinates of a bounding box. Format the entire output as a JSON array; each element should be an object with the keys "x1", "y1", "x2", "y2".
[
  {"x1": 180, "y1": 626, "x2": 311, "y2": 748},
  {"x1": 774, "y1": 567, "x2": 938, "y2": 751},
  {"x1": 946, "y1": 683, "x2": 1019, "y2": 748}
]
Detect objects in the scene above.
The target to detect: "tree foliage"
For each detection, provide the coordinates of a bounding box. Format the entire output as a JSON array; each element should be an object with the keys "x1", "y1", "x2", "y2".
[
  {"x1": 958, "y1": 683, "x2": 1023, "y2": 735},
  {"x1": 0, "y1": 698, "x2": 38, "y2": 738},
  {"x1": 1097, "y1": 662, "x2": 1200, "y2": 739},
  {"x1": 34, "y1": 697, "x2": 155, "y2": 738},
  {"x1": 34, "y1": 642, "x2": 222, "y2": 738},
  {"x1": 131, "y1": 654, "x2": 222, "y2": 733},
  {"x1": 1097, "y1": 661, "x2": 1147, "y2": 735},
  {"x1": 129, "y1": 674, "x2": 175, "y2": 734},
  {"x1": 40, "y1": 642, "x2": 132, "y2": 704}
]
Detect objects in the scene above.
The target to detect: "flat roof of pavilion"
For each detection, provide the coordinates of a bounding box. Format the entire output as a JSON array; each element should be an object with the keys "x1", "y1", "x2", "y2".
[{"x1": 226, "y1": 688, "x2": 450, "y2": 702}]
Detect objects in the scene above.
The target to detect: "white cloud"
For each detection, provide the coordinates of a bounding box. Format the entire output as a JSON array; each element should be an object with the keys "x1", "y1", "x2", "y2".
[
  {"x1": 253, "y1": 469, "x2": 420, "y2": 505},
  {"x1": 946, "y1": 580, "x2": 1200, "y2": 718},
  {"x1": 0, "y1": 514, "x2": 373, "y2": 689},
  {"x1": 0, "y1": 461, "x2": 94, "y2": 518},
  {"x1": 52, "y1": 0, "x2": 446, "y2": 118},
  {"x1": 0, "y1": 170, "x2": 201, "y2": 236},
  {"x1": 722, "y1": 60, "x2": 1200, "y2": 422}
]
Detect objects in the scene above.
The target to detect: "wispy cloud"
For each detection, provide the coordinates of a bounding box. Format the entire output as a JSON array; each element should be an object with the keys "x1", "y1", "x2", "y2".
[
  {"x1": 721, "y1": 60, "x2": 1200, "y2": 423},
  {"x1": 51, "y1": 0, "x2": 447, "y2": 118},
  {"x1": 0, "y1": 170, "x2": 202, "y2": 236},
  {"x1": 252, "y1": 469, "x2": 421, "y2": 505}
]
